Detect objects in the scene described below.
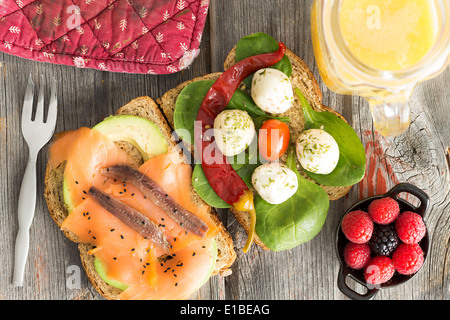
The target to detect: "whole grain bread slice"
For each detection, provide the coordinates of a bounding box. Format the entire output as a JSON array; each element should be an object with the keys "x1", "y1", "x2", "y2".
[
  {"x1": 158, "y1": 46, "x2": 352, "y2": 250},
  {"x1": 44, "y1": 96, "x2": 236, "y2": 300}
]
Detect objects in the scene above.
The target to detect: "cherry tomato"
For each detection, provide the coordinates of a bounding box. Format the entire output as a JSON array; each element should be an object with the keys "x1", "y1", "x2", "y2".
[{"x1": 258, "y1": 119, "x2": 290, "y2": 161}]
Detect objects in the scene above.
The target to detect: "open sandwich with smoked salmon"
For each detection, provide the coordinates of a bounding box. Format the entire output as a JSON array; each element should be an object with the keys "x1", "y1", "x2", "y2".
[{"x1": 44, "y1": 96, "x2": 236, "y2": 300}]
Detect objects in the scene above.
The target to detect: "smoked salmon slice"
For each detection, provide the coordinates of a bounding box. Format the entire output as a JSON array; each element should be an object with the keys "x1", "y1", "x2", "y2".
[
  {"x1": 119, "y1": 237, "x2": 217, "y2": 300},
  {"x1": 60, "y1": 198, "x2": 157, "y2": 288}
]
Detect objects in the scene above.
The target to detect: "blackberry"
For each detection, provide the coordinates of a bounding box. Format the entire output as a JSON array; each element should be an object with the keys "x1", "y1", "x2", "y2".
[{"x1": 369, "y1": 223, "x2": 399, "y2": 256}]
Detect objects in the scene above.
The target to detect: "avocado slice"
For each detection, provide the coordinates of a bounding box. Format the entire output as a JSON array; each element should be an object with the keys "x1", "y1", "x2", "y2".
[
  {"x1": 94, "y1": 240, "x2": 217, "y2": 292},
  {"x1": 63, "y1": 178, "x2": 74, "y2": 214},
  {"x1": 92, "y1": 115, "x2": 168, "y2": 162},
  {"x1": 198, "y1": 240, "x2": 218, "y2": 288}
]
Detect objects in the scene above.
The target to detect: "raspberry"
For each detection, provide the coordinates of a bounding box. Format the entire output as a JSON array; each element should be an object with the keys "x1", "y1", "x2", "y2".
[
  {"x1": 344, "y1": 242, "x2": 371, "y2": 269},
  {"x1": 364, "y1": 256, "x2": 395, "y2": 285},
  {"x1": 368, "y1": 197, "x2": 400, "y2": 225},
  {"x1": 368, "y1": 223, "x2": 399, "y2": 256},
  {"x1": 395, "y1": 211, "x2": 426, "y2": 244},
  {"x1": 392, "y1": 243, "x2": 424, "y2": 275},
  {"x1": 341, "y1": 210, "x2": 374, "y2": 244}
]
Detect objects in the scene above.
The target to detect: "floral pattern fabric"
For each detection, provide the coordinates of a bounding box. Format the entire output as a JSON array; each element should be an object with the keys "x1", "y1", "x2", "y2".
[{"x1": 0, "y1": 0, "x2": 209, "y2": 74}]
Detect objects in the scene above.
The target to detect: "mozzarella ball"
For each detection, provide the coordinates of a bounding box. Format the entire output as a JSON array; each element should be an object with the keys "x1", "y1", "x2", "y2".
[
  {"x1": 296, "y1": 129, "x2": 339, "y2": 175},
  {"x1": 251, "y1": 162, "x2": 298, "y2": 205},
  {"x1": 214, "y1": 109, "x2": 255, "y2": 156},
  {"x1": 251, "y1": 68, "x2": 294, "y2": 114}
]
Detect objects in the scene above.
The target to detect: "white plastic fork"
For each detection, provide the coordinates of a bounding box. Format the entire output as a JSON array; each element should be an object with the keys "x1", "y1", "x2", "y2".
[{"x1": 12, "y1": 74, "x2": 57, "y2": 287}]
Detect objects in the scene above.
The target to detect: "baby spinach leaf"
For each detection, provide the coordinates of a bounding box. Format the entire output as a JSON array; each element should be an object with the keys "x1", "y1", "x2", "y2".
[
  {"x1": 294, "y1": 88, "x2": 366, "y2": 187},
  {"x1": 173, "y1": 80, "x2": 213, "y2": 145},
  {"x1": 235, "y1": 32, "x2": 292, "y2": 88},
  {"x1": 174, "y1": 79, "x2": 289, "y2": 144},
  {"x1": 225, "y1": 88, "x2": 266, "y2": 118},
  {"x1": 254, "y1": 148, "x2": 330, "y2": 251}
]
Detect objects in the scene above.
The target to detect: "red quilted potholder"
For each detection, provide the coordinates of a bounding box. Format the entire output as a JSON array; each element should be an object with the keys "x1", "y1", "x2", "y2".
[{"x1": 0, "y1": 0, "x2": 209, "y2": 74}]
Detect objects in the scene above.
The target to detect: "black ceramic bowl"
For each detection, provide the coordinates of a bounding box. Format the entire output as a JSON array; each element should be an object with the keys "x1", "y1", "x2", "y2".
[{"x1": 336, "y1": 183, "x2": 430, "y2": 300}]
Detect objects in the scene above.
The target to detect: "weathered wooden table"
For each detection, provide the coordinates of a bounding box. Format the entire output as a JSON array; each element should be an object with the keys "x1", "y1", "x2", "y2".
[{"x1": 1, "y1": 0, "x2": 449, "y2": 300}]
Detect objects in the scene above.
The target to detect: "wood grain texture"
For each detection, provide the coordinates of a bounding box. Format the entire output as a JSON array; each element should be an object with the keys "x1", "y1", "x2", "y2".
[{"x1": 1, "y1": 0, "x2": 449, "y2": 300}]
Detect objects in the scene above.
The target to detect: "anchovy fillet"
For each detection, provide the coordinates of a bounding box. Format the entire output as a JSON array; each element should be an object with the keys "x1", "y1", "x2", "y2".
[
  {"x1": 88, "y1": 187, "x2": 171, "y2": 253},
  {"x1": 101, "y1": 165, "x2": 209, "y2": 238}
]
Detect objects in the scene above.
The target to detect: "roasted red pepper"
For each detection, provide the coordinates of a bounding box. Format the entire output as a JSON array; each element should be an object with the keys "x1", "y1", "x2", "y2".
[{"x1": 195, "y1": 43, "x2": 286, "y2": 205}]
